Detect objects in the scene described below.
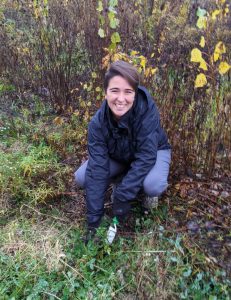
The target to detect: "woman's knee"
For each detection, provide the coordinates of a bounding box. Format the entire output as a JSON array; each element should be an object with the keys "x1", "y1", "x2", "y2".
[
  {"x1": 74, "y1": 169, "x2": 85, "y2": 188},
  {"x1": 143, "y1": 178, "x2": 168, "y2": 196},
  {"x1": 74, "y1": 161, "x2": 88, "y2": 188}
]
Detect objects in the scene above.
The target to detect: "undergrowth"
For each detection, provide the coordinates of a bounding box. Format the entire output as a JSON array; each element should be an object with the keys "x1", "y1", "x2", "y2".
[
  {"x1": 0, "y1": 95, "x2": 85, "y2": 215},
  {"x1": 0, "y1": 208, "x2": 230, "y2": 299}
]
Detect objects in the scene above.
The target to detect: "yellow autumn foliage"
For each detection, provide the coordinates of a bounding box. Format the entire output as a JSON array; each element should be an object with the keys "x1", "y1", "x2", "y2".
[
  {"x1": 191, "y1": 48, "x2": 202, "y2": 63},
  {"x1": 211, "y1": 9, "x2": 221, "y2": 20},
  {"x1": 194, "y1": 73, "x2": 207, "y2": 88},
  {"x1": 196, "y1": 16, "x2": 207, "y2": 29},
  {"x1": 53, "y1": 117, "x2": 64, "y2": 126},
  {"x1": 112, "y1": 52, "x2": 127, "y2": 62},
  {"x1": 213, "y1": 42, "x2": 226, "y2": 62},
  {"x1": 218, "y1": 62, "x2": 231, "y2": 75},
  {"x1": 199, "y1": 36, "x2": 205, "y2": 48},
  {"x1": 144, "y1": 67, "x2": 158, "y2": 77},
  {"x1": 199, "y1": 59, "x2": 208, "y2": 71},
  {"x1": 191, "y1": 48, "x2": 208, "y2": 71},
  {"x1": 213, "y1": 53, "x2": 219, "y2": 62},
  {"x1": 130, "y1": 50, "x2": 139, "y2": 56},
  {"x1": 151, "y1": 68, "x2": 158, "y2": 75},
  {"x1": 139, "y1": 55, "x2": 146, "y2": 69}
]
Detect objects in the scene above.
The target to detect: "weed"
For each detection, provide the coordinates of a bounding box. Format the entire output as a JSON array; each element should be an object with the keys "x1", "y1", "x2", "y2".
[
  {"x1": 0, "y1": 205, "x2": 230, "y2": 299},
  {"x1": 0, "y1": 83, "x2": 15, "y2": 95}
]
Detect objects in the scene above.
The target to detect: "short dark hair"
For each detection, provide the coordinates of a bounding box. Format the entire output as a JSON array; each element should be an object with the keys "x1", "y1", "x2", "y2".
[{"x1": 104, "y1": 60, "x2": 140, "y2": 91}]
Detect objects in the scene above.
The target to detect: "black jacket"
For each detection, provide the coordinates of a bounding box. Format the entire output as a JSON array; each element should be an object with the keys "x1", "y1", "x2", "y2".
[{"x1": 85, "y1": 86, "x2": 171, "y2": 224}]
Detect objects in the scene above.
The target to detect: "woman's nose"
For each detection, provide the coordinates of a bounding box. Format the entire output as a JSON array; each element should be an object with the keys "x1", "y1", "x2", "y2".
[{"x1": 117, "y1": 92, "x2": 125, "y2": 102}]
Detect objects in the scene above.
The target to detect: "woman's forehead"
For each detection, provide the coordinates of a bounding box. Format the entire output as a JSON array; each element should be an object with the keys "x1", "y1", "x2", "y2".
[{"x1": 108, "y1": 75, "x2": 134, "y2": 90}]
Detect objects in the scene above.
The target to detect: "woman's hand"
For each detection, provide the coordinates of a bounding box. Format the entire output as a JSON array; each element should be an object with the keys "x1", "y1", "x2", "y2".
[{"x1": 113, "y1": 198, "x2": 131, "y2": 216}]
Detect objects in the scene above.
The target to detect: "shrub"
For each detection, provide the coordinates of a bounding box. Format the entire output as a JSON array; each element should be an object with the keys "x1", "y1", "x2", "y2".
[{"x1": 0, "y1": 0, "x2": 230, "y2": 175}]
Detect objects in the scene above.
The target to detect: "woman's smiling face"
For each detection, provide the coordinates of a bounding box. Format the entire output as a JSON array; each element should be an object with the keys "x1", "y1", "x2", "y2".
[{"x1": 106, "y1": 75, "x2": 135, "y2": 120}]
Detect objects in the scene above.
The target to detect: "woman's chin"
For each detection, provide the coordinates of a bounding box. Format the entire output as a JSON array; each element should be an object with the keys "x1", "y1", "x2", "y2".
[{"x1": 113, "y1": 111, "x2": 125, "y2": 119}]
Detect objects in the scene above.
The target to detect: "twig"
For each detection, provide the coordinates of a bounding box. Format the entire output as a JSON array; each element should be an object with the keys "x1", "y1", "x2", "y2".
[
  {"x1": 42, "y1": 291, "x2": 62, "y2": 300},
  {"x1": 55, "y1": 191, "x2": 80, "y2": 196},
  {"x1": 113, "y1": 280, "x2": 134, "y2": 295},
  {"x1": 59, "y1": 258, "x2": 90, "y2": 284},
  {"x1": 179, "y1": 194, "x2": 220, "y2": 216},
  {"x1": 122, "y1": 250, "x2": 176, "y2": 253},
  {"x1": 189, "y1": 240, "x2": 223, "y2": 272},
  {"x1": 93, "y1": 264, "x2": 111, "y2": 274},
  {"x1": 136, "y1": 259, "x2": 146, "y2": 297},
  {"x1": 59, "y1": 225, "x2": 74, "y2": 238},
  {"x1": 197, "y1": 192, "x2": 225, "y2": 207},
  {"x1": 20, "y1": 204, "x2": 68, "y2": 222},
  {"x1": 187, "y1": 195, "x2": 217, "y2": 212}
]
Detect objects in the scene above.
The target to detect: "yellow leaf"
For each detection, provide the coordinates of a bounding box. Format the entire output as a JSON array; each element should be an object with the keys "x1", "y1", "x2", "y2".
[
  {"x1": 213, "y1": 52, "x2": 219, "y2": 62},
  {"x1": 191, "y1": 48, "x2": 202, "y2": 63},
  {"x1": 67, "y1": 106, "x2": 73, "y2": 113},
  {"x1": 144, "y1": 67, "x2": 157, "y2": 77},
  {"x1": 80, "y1": 101, "x2": 86, "y2": 108},
  {"x1": 218, "y1": 62, "x2": 231, "y2": 75},
  {"x1": 95, "y1": 86, "x2": 101, "y2": 92},
  {"x1": 151, "y1": 68, "x2": 158, "y2": 75},
  {"x1": 138, "y1": 66, "x2": 142, "y2": 73},
  {"x1": 84, "y1": 110, "x2": 90, "y2": 121},
  {"x1": 23, "y1": 165, "x2": 32, "y2": 177},
  {"x1": 151, "y1": 53, "x2": 155, "y2": 58},
  {"x1": 53, "y1": 117, "x2": 64, "y2": 126},
  {"x1": 215, "y1": 42, "x2": 226, "y2": 54},
  {"x1": 195, "y1": 73, "x2": 207, "y2": 88},
  {"x1": 130, "y1": 50, "x2": 139, "y2": 56},
  {"x1": 91, "y1": 72, "x2": 97, "y2": 78},
  {"x1": 113, "y1": 53, "x2": 123, "y2": 61},
  {"x1": 225, "y1": 7, "x2": 229, "y2": 14},
  {"x1": 211, "y1": 9, "x2": 221, "y2": 20},
  {"x1": 139, "y1": 56, "x2": 146, "y2": 69},
  {"x1": 34, "y1": 7, "x2": 40, "y2": 19},
  {"x1": 34, "y1": 64, "x2": 41, "y2": 71},
  {"x1": 213, "y1": 42, "x2": 226, "y2": 62},
  {"x1": 22, "y1": 47, "x2": 30, "y2": 54},
  {"x1": 144, "y1": 67, "x2": 151, "y2": 77},
  {"x1": 199, "y1": 58, "x2": 208, "y2": 71},
  {"x1": 102, "y1": 54, "x2": 110, "y2": 69},
  {"x1": 199, "y1": 36, "x2": 205, "y2": 48},
  {"x1": 73, "y1": 110, "x2": 80, "y2": 116},
  {"x1": 196, "y1": 16, "x2": 207, "y2": 29}
]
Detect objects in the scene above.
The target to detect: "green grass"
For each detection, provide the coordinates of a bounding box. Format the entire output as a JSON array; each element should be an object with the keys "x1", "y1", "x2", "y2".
[{"x1": 0, "y1": 209, "x2": 230, "y2": 300}]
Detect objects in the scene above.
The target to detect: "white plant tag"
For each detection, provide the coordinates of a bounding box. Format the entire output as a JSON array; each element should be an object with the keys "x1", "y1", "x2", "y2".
[{"x1": 107, "y1": 224, "x2": 117, "y2": 244}]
